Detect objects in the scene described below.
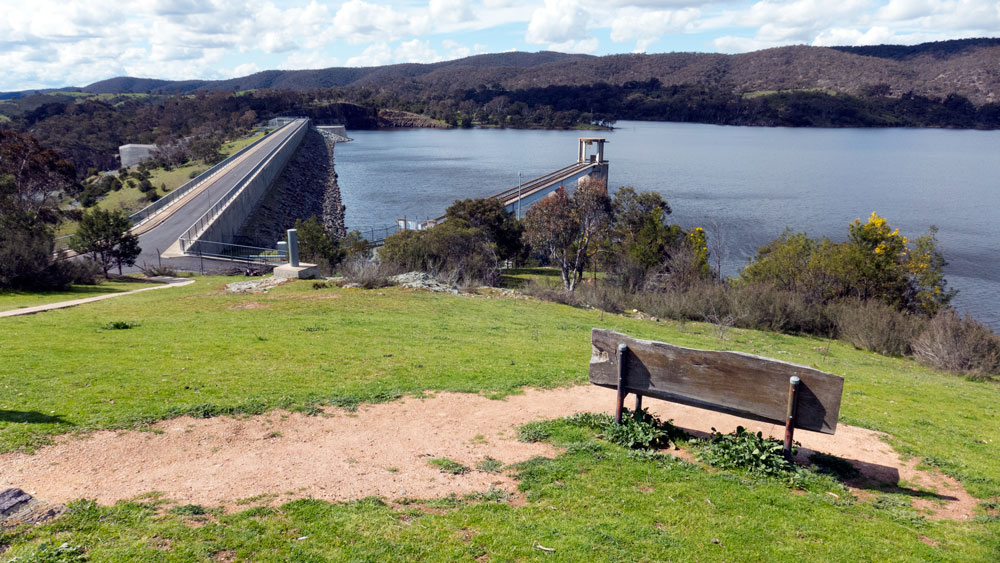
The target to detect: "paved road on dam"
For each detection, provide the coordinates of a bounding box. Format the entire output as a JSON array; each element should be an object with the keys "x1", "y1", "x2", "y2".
[{"x1": 131, "y1": 119, "x2": 305, "y2": 271}]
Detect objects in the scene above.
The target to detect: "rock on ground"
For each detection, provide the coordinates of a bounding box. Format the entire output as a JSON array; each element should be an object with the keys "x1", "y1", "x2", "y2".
[{"x1": 0, "y1": 488, "x2": 64, "y2": 527}]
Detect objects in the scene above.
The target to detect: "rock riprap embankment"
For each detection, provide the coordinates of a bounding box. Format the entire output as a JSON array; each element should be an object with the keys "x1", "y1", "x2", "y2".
[{"x1": 236, "y1": 128, "x2": 346, "y2": 247}]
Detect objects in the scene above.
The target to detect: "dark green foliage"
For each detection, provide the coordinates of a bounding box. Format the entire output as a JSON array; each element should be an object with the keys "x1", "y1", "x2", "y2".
[
  {"x1": 0, "y1": 131, "x2": 94, "y2": 289},
  {"x1": 70, "y1": 208, "x2": 141, "y2": 276},
  {"x1": 600, "y1": 408, "x2": 683, "y2": 450},
  {"x1": 603, "y1": 187, "x2": 708, "y2": 292},
  {"x1": 522, "y1": 180, "x2": 611, "y2": 291},
  {"x1": 294, "y1": 216, "x2": 345, "y2": 274},
  {"x1": 429, "y1": 457, "x2": 470, "y2": 475},
  {"x1": 697, "y1": 426, "x2": 794, "y2": 477},
  {"x1": 102, "y1": 320, "x2": 138, "y2": 330},
  {"x1": 444, "y1": 198, "x2": 523, "y2": 261},
  {"x1": 740, "y1": 215, "x2": 953, "y2": 317},
  {"x1": 380, "y1": 217, "x2": 500, "y2": 286}
]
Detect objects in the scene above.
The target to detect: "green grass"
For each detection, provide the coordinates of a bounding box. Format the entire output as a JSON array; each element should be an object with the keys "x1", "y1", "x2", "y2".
[
  {"x1": 0, "y1": 278, "x2": 161, "y2": 313},
  {"x1": 0, "y1": 277, "x2": 999, "y2": 560},
  {"x1": 1, "y1": 420, "x2": 996, "y2": 561}
]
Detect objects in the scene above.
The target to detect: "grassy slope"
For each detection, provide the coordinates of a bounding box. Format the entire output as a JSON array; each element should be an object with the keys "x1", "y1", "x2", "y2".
[
  {"x1": 0, "y1": 279, "x2": 161, "y2": 313},
  {"x1": 0, "y1": 278, "x2": 997, "y2": 560},
  {"x1": 60, "y1": 131, "x2": 269, "y2": 232}
]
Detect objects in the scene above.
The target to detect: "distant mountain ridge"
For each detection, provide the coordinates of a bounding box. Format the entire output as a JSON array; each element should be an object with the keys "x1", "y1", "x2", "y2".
[{"x1": 51, "y1": 39, "x2": 997, "y2": 106}]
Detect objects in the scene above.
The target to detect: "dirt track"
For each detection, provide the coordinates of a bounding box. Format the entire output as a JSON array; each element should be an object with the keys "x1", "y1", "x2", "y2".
[{"x1": 0, "y1": 386, "x2": 975, "y2": 519}]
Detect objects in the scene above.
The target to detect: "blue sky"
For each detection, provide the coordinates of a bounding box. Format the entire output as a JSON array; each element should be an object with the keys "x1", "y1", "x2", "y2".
[{"x1": 1, "y1": 0, "x2": 997, "y2": 91}]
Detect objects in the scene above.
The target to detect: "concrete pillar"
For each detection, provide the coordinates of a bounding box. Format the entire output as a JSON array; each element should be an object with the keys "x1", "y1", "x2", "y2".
[{"x1": 287, "y1": 229, "x2": 299, "y2": 267}]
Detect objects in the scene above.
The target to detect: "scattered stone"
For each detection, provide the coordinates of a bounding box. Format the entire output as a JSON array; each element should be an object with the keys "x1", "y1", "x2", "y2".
[
  {"x1": 225, "y1": 277, "x2": 288, "y2": 294},
  {"x1": 390, "y1": 272, "x2": 463, "y2": 295},
  {"x1": 0, "y1": 489, "x2": 65, "y2": 527}
]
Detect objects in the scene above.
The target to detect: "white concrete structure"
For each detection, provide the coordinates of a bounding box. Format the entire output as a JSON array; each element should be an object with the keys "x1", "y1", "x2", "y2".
[{"x1": 119, "y1": 144, "x2": 157, "y2": 168}]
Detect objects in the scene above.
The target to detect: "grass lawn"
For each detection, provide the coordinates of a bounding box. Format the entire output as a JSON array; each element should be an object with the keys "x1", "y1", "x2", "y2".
[
  {"x1": 0, "y1": 277, "x2": 998, "y2": 560},
  {"x1": 0, "y1": 278, "x2": 163, "y2": 313}
]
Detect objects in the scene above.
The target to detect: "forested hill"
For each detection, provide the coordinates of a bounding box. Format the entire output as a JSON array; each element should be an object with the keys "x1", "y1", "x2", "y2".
[
  {"x1": 3, "y1": 38, "x2": 1000, "y2": 175},
  {"x1": 63, "y1": 38, "x2": 1000, "y2": 106}
]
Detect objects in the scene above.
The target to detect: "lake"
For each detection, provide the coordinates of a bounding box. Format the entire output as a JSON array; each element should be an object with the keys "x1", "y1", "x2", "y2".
[{"x1": 335, "y1": 121, "x2": 1000, "y2": 329}]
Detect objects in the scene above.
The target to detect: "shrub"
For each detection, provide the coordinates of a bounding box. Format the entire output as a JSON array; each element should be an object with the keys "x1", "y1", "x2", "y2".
[
  {"x1": 911, "y1": 309, "x2": 1000, "y2": 377},
  {"x1": 340, "y1": 256, "x2": 394, "y2": 289},
  {"x1": 600, "y1": 408, "x2": 683, "y2": 450},
  {"x1": 380, "y1": 220, "x2": 499, "y2": 286},
  {"x1": 696, "y1": 426, "x2": 793, "y2": 477},
  {"x1": 728, "y1": 283, "x2": 833, "y2": 335},
  {"x1": 831, "y1": 299, "x2": 921, "y2": 356},
  {"x1": 139, "y1": 263, "x2": 178, "y2": 277}
]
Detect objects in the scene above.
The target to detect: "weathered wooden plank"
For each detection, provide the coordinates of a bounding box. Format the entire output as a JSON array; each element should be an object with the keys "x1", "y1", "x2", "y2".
[{"x1": 590, "y1": 329, "x2": 843, "y2": 434}]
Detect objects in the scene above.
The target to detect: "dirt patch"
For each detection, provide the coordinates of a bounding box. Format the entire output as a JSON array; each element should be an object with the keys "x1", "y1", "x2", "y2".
[
  {"x1": 227, "y1": 302, "x2": 271, "y2": 310},
  {"x1": 0, "y1": 386, "x2": 976, "y2": 519}
]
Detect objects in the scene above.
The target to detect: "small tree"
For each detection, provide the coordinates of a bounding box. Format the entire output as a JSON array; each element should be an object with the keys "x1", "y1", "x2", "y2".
[
  {"x1": 522, "y1": 178, "x2": 611, "y2": 291},
  {"x1": 444, "y1": 198, "x2": 523, "y2": 262},
  {"x1": 71, "y1": 209, "x2": 141, "y2": 276},
  {"x1": 295, "y1": 216, "x2": 345, "y2": 274}
]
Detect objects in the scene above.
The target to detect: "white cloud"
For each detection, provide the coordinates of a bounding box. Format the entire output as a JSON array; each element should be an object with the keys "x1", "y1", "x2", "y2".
[
  {"x1": 1, "y1": 0, "x2": 999, "y2": 90},
  {"x1": 526, "y1": 0, "x2": 591, "y2": 45},
  {"x1": 547, "y1": 37, "x2": 600, "y2": 54},
  {"x1": 277, "y1": 51, "x2": 340, "y2": 70},
  {"x1": 231, "y1": 62, "x2": 262, "y2": 77},
  {"x1": 811, "y1": 26, "x2": 895, "y2": 46},
  {"x1": 333, "y1": 0, "x2": 430, "y2": 44},
  {"x1": 430, "y1": 0, "x2": 473, "y2": 23},
  {"x1": 610, "y1": 7, "x2": 700, "y2": 51},
  {"x1": 442, "y1": 39, "x2": 472, "y2": 58}
]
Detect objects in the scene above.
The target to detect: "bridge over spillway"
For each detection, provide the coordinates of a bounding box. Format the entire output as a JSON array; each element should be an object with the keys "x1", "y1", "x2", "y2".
[{"x1": 377, "y1": 137, "x2": 609, "y2": 241}]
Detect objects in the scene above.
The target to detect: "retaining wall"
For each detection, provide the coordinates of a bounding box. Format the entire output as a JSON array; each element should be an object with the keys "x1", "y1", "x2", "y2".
[{"x1": 185, "y1": 119, "x2": 309, "y2": 252}]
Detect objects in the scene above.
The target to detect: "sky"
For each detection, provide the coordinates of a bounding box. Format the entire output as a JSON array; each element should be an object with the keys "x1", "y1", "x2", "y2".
[{"x1": 1, "y1": 0, "x2": 998, "y2": 91}]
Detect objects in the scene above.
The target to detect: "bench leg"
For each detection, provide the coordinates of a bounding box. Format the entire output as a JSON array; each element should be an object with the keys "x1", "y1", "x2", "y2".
[
  {"x1": 783, "y1": 376, "x2": 801, "y2": 460},
  {"x1": 615, "y1": 343, "x2": 627, "y2": 424},
  {"x1": 635, "y1": 394, "x2": 642, "y2": 413}
]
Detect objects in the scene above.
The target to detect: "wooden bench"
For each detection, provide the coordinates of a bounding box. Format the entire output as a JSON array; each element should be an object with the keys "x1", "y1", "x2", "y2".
[{"x1": 589, "y1": 329, "x2": 845, "y2": 456}]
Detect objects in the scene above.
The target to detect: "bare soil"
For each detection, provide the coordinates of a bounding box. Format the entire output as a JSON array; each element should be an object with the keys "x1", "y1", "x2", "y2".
[{"x1": 0, "y1": 386, "x2": 975, "y2": 519}]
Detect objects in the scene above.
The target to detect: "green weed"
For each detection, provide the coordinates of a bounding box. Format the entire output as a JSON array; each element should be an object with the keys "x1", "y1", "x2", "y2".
[{"x1": 429, "y1": 457, "x2": 470, "y2": 475}]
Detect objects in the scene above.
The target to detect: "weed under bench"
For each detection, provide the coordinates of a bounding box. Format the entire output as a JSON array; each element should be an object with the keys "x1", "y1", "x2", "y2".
[{"x1": 589, "y1": 329, "x2": 845, "y2": 456}]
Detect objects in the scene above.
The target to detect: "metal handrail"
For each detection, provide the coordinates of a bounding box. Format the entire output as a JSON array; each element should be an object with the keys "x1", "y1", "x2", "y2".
[
  {"x1": 128, "y1": 126, "x2": 285, "y2": 228},
  {"x1": 177, "y1": 119, "x2": 308, "y2": 250},
  {"x1": 178, "y1": 239, "x2": 288, "y2": 263}
]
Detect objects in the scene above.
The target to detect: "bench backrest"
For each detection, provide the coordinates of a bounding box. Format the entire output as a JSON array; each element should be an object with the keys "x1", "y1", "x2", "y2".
[{"x1": 589, "y1": 329, "x2": 844, "y2": 434}]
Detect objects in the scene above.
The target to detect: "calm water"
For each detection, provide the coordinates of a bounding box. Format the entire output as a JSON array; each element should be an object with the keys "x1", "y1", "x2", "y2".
[{"x1": 335, "y1": 121, "x2": 1000, "y2": 329}]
